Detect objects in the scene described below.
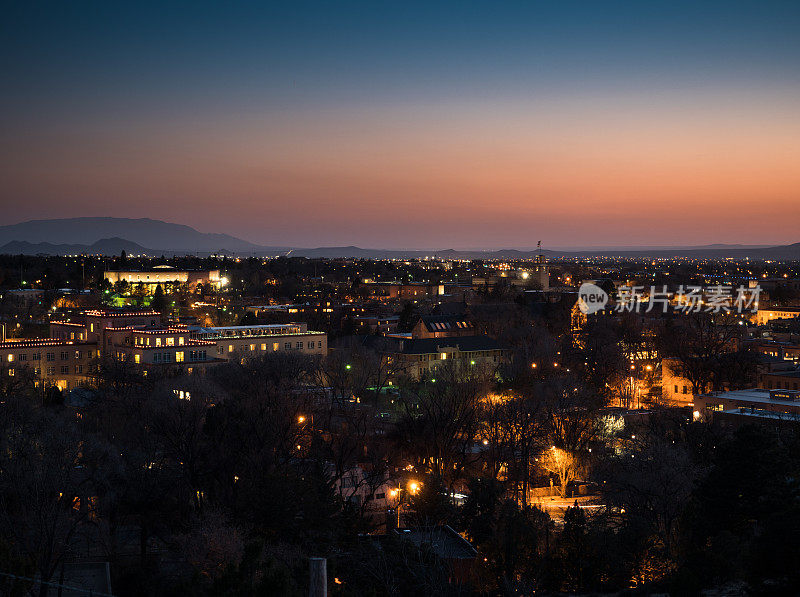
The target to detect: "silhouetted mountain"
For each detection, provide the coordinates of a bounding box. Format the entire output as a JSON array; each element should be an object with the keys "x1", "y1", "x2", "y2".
[
  {"x1": 0, "y1": 218, "x2": 797, "y2": 259},
  {"x1": 0, "y1": 237, "x2": 152, "y2": 256},
  {"x1": 0, "y1": 218, "x2": 267, "y2": 253}
]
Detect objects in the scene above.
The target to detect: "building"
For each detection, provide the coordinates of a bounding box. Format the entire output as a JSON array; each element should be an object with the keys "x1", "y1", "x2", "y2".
[
  {"x1": 695, "y1": 388, "x2": 800, "y2": 429},
  {"x1": 660, "y1": 358, "x2": 711, "y2": 406},
  {"x1": 6, "y1": 308, "x2": 328, "y2": 388},
  {"x1": 390, "y1": 335, "x2": 508, "y2": 379},
  {"x1": 754, "y1": 306, "x2": 800, "y2": 326},
  {"x1": 190, "y1": 323, "x2": 327, "y2": 359},
  {"x1": 761, "y1": 369, "x2": 800, "y2": 391},
  {"x1": 411, "y1": 315, "x2": 475, "y2": 339},
  {"x1": 362, "y1": 282, "x2": 445, "y2": 301},
  {"x1": 104, "y1": 266, "x2": 225, "y2": 291},
  {"x1": 695, "y1": 388, "x2": 800, "y2": 418},
  {"x1": 0, "y1": 338, "x2": 97, "y2": 390}
]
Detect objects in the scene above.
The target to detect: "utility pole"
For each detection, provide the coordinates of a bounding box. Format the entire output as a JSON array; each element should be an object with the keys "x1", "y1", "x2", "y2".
[{"x1": 309, "y1": 557, "x2": 327, "y2": 597}]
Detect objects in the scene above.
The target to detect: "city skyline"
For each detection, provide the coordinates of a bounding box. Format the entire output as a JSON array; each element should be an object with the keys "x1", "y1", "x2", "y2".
[{"x1": 2, "y1": 1, "x2": 800, "y2": 247}]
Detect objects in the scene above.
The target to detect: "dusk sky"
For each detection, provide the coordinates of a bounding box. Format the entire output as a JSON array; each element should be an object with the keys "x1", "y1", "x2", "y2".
[{"x1": 2, "y1": 1, "x2": 799, "y2": 249}]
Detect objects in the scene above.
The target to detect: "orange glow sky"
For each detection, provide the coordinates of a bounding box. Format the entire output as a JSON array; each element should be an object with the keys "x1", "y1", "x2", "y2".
[{"x1": 2, "y1": 2, "x2": 799, "y2": 248}]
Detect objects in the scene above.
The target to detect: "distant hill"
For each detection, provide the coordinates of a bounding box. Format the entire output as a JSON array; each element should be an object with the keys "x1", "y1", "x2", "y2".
[
  {"x1": 0, "y1": 217, "x2": 797, "y2": 260},
  {"x1": 0, "y1": 237, "x2": 152, "y2": 256},
  {"x1": 0, "y1": 217, "x2": 267, "y2": 253}
]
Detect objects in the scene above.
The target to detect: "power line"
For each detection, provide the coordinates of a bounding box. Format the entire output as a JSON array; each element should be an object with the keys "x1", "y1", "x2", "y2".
[{"x1": 0, "y1": 570, "x2": 115, "y2": 597}]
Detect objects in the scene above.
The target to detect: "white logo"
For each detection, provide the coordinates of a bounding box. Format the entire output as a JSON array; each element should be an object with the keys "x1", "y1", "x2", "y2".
[{"x1": 578, "y1": 283, "x2": 608, "y2": 314}]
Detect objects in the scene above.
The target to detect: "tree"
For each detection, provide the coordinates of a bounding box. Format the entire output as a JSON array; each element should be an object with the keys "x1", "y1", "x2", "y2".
[
  {"x1": 150, "y1": 283, "x2": 167, "y2": 313},
  {"x1": 539, "y1": 447, "x2": 577, "y2": 498}
]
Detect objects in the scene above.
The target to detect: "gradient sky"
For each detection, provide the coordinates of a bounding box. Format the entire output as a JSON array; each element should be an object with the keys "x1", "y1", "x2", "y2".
[{"x1": 2, "y1": 1, "x2": 799, "y2": 248}]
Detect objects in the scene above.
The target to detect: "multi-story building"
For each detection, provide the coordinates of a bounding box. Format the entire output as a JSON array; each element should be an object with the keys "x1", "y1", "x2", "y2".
[
  {"x1": 0, "y1": 338, "x2": 97, "y2": 390},
  {"x1": 6, "y1": 309, "x2": 327, "y2": 388},
  {"x1": 191, "y1": 323, "x2": 327, "y2": 359},
  {"x1": 389, "y1": 336, "x2": 508, "y2": 380}
]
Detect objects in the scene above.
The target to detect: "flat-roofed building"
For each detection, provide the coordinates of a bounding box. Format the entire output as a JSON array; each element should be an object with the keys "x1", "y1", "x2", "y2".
[
  {"x1": 761, "y1": 369, "x2": 800, "y2": 392},
  {"x1": 696, "y1": 388, "x2": 800, "y2": 419},
  {"x1": 754, "y1": 306, "x2": 800, "y2": 326},
  {"x1": 0, "y1": 338, "x2": 97, "y2": 390},
  {"x1": 390, "y1": 335, "x2": 508, "y2": 380},
  {"x1": 190, "y1": 323, "x2": 327, "y2": 359},
  {"x1": 104, "y1": 266, "x2": 223, "y2": 291}
]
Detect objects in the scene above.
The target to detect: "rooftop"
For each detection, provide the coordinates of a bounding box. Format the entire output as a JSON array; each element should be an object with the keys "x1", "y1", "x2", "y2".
[
  {"x1": 399, "y1": 335, "x2": 503, "y2": 354},
  {"x1": 699, "y1": 388, "x2": 800, "y2": 408}
]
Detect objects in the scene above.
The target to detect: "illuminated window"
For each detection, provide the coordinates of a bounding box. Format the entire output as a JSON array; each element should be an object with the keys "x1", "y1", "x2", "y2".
[
  {"x1": 261, "y1": 343, "x2": 267, "y2": 351},
  {"x1": 134, "y1": 354, "x2": 140, "y2": 364},
  {"x1": 176, "y1": 351, "x2": 185, "y2": 362},
  {"x1": 228, "y1": 345, "x2": 234, "y2": 353},
  {"x1": 155, "y1": 338, "x2": 162, "y2": 347},
  {"x1": 250, "y1": 344, "x2": 255, "y2": 351},
  {"x1": 166, "y1": 337, "x2": 175, "y2": 346},
  {"x1": 273, "y1": 343, "x2": 279, "y2": 351},
  {"x1": 178, "y1": 337, "x2": 185, "y2": 346},
  {"x1": 6, "y1": 354, "x2": 12, "y2": 362}
]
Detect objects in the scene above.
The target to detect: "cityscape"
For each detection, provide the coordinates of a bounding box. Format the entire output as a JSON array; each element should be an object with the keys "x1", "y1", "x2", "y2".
[{"x1": 2, "y1": 2, "x2": 800, "y2": 596}]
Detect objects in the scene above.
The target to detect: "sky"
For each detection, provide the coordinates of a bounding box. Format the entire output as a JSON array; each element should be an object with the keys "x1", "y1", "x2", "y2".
[{"x1": 1, "y1": 0, "x2": 799, "y2": 249}]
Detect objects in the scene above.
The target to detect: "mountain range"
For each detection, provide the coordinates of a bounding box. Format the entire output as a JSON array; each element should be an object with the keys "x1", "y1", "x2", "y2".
[{"x1": 1, "y1": 218, "x2": 799, "y2": 260}]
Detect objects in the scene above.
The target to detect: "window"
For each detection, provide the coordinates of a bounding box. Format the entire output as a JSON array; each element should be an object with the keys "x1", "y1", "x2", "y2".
[
  {"x1": 250, "y1": 344, "x2": 255, "y2": 351},
  {"x1": 19, "y1": 353, "x2": 28, "y2": 362},
  {"x1": 75, "y1": 350, "x2": 81, "y2": 359},
  {"x1": 8, "y1": 369, "x2": 14, "y2": 377},
  {"x1": 134, "y1": 354, "x2": 141, "y2": 364},
  {"x1": 46, "y1": 352, "x2": 55, "y2": 362},
  {"x1": 46, "y1": 366, "x2": 55, "y2": 375},
  {"x1": 273, "y1": 343, "x2": 279, "y2": 351},
  {"x1": 318, "y1": 341, "x2": 322, "y2": 348},
  {"x1": 60, "y1": 365, "x2": 69, "y2": 374},
  {"x1": 284, "y1": 342, "x2": 291, "y2": 350},
  {"x1": 674, "y1": 385, "x2": 678, "y2": 393},
  {"x1": 88, "y1": 350, "x2": 93, "y2": 359},
  {"x1": 228, "y1": 345, "x2": 234, "y2": 353},
  {"x1": 76, "y1": 365, "x2": 83, "y2": 374},
  {"x1": 261, "y1": 343, "x2": 266, "y2": 351},
  {"x1": 60, "y1": 351, "x2": 69, "y2": 361},
  {"x1": 155, "y1": 338, "x2": 162, "y2": 347},
  {"x1": 176, "y1": 351, "x2": 184, "y2": 363},
  {"x1": 296, "y1": 342, "x2": 302, "y2": 349},
  {"x1": 682, "y1": 386, "x2": 688, "y2": 394},
  {"x1": 307, "y1": 342, "x2": 314, "y2": 349},
  {"x1": 6, "y1": 354, "x2": 13, "y2": 363},
  {"x1": 33, "y1": 352, "x2": 41, "y2": 361}
]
